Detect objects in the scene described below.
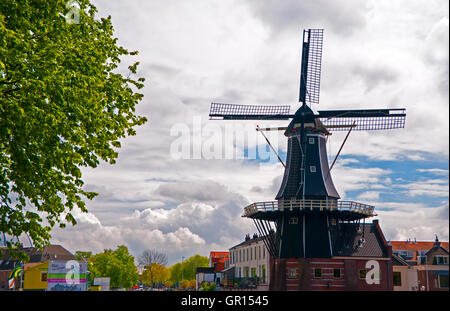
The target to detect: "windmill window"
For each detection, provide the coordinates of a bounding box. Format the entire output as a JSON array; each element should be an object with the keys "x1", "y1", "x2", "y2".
[
  {"x1": 288, "y1": 217, "x2": 298, "y2": 224},
  {"x1": 359, "y1": 269, "x2": 367, "y2": 279},
  {"x1": 309, "y1": 137, "x2": 315, "y2": 144},
  {"x1": 333, "y1": 268, "x2": 341, "y2": 279},
  {"x1": 288, "y1": 268, "x2": 298, "y2": 279},
  {"x1": 314, "y1": 268, "x2": 322, "y2": 278},
  {"x1": 310, "y1": 166, "x2": 316, "y2": 173}
]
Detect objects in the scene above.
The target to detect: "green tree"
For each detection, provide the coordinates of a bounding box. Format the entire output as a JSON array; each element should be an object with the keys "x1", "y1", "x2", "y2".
[
  {"x1": 142, "y1": 263, "x2": 169, "y2": 288},
  {"x1": 74, "y1": 250, "x2": 92, "y2": 261},
  {"x1": 89, "y1": 245, "x2": 139, "y2": 289},
  {"x1": 169, "y1": 254, "x2": 209, "y2": 284},
  {"x1": 0, "y1": 1, "x2": 146, "y2": 257}
]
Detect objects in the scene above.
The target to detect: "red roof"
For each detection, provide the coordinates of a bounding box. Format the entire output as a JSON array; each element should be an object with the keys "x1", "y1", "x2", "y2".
[
  {"x1": 390, "y1": 241, "x2": 449, "y2": 260},
  {"x1": 209, "y1": 251, "x2": 229, "y2": 272}
]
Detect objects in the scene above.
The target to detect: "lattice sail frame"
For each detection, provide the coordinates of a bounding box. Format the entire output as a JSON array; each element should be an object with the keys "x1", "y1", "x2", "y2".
[
  {"x1": 209, "y1": 102, "x2": 291, "y2": 120},
  {"x1": 304, "y1": 29, "x2": 323, "y2": 105},
  {"x1": 319, "y1": 108, "x2": 406, "y2": 131}
]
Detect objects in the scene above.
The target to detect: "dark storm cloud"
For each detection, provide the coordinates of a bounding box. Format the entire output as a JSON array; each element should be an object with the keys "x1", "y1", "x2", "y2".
[{"x1": 244, "y1": 0, "x2": 369, "y2": 36}]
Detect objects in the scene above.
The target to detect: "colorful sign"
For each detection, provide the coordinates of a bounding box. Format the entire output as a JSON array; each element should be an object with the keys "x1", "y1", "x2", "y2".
[
  {"x1": 46, "y1": 260, "x2": 88, "y2": 291},
  {"x1": 93, "y1": 277, "x2": 110, "y2": 291}
]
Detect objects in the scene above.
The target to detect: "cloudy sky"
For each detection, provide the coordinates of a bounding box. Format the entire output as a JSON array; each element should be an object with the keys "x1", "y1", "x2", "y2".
[{"x1": 48, "y1": 0, "x2": 448, "y2": 264}]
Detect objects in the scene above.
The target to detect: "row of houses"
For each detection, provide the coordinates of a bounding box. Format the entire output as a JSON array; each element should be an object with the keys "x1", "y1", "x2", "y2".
[
  {"x1": 0, "y1": 244, "x2": 77, "y2": 290},
  {"x1": 199, "y1": 222, "x2": 448, "y2": 291},
  {"x1": 391, "y1": 238, "x2": 449, "y2": 291}
]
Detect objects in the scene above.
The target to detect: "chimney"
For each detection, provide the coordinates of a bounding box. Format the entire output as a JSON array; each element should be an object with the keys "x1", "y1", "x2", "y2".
[{"x1": 434, "y1": 235, "x2": 441, "y2": 248}]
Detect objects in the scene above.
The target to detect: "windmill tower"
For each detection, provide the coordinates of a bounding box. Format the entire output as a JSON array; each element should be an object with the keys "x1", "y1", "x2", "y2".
[{"x1": 209, "y1": 29, "x2": 406, "y2": 290}]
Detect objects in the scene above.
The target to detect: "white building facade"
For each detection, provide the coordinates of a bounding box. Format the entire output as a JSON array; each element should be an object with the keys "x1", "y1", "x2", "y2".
[{"x1": 228, "y1": 234, "x2": 270, "y2": 289}]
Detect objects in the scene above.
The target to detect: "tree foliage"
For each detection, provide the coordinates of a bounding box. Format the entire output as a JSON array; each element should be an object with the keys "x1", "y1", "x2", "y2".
[
  {"x1": 88, "y1": 245, "x2": 139, "y2": 289},
  {"x1": 138, "y1": 249, "x2": 168, "y2": 287},
  {"x1": 141, "y1": 263, "x2": 169, "y2": 287},
  {"x1": 74, "y1": 250, "x2": 92, "y2": 261},
  {"x1": 169, "y1": 254, "x2": 209, "y2": 283},
  {"x1": 0, "y1": 0, "x2": 146, "y2": 255}
]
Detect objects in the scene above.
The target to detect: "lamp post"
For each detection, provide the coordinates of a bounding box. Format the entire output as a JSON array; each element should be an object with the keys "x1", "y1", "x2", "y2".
[{"x1": 181, "y1": 256, "x2": 185, "y2": 285}]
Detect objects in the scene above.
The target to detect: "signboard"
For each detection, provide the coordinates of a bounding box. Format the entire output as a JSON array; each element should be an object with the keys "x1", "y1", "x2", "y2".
[
  {"x1": 93, "y1": 277, "x2": 111, "y2": 291},
  {"x1": 46, "y1": 260, "x2": 88, "y2": 291}
]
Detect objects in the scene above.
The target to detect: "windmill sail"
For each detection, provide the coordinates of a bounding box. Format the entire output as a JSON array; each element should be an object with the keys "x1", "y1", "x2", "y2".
[
  {"x1": 319, "y1": 108, "x2": 406, "y2": 131},
  {"x1": 299, "y1": 29, "x2": 324, "y2": 105},
  {"x1": 209, "y1": 102, "x2": 292, "y2": 120}
]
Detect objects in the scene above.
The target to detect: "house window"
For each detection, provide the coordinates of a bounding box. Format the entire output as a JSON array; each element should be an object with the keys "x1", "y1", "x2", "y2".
[
  {"x1": 314, "y1": 268, "x2": 322, "y2": 278},
  {"x1": 393, "y1": 272, "x2": 402, "y2": 286},
  {"x1": 359, "y1": 270, "x2": 367, "y2": 279},
  {"x1": 41, "y1": 272, "x2": 48, "y2": 282},
  {"x1": 439, "y1": 274, "x2": 449, "y2": 288},
  {"x1": 262, "y1": 265, "x2": 266, "y2": 283},
  {"x1": 333, "y1": 268, "x2": 341, "y2": 279},
  {"x1": 434, "y1": 256, "x2": 449, "y2": 265},
  {"x1": 310, "y1": 166, "x2": 316, "y2": 173},
  {"x1": 309, "y1": 137, "x2": 315, "y2": 144}
]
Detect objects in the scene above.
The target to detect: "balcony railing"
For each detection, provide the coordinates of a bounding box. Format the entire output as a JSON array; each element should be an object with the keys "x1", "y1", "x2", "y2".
[{"x1": 243, "y1": 199, "x2": 375, "y2": 217}]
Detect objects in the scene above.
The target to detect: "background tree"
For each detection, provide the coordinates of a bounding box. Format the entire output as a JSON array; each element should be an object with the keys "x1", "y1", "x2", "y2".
[
  {"x1": 168, "y1": 254, "x2": 209, "y2": 284},
  {"x1": 138, "y1": 249, "x2": 168, "y2": 267},
  {"x1": 138, "y1": 249, "x2": 168, "y2": 288},
  {"x1": 141, "y1": 264, "x2": 169, "y2": 288},
  {"x1": 74, "y1": 251, "x2": 92, "y2": 262},
  {"x1": 0, "y1": 0, "x2": 146, "y2": 257},
  {"x1": 89, "y1": 245, "x2": 139, "y2": 289}
]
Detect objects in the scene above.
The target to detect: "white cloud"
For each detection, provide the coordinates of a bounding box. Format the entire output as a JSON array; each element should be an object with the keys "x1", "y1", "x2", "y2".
[
  {"x1": 331, "y1": 163, "x2": 392, "y2": 199},
  {"x1": 357, "y1": 191, "x2": 381, "y2": 201},
  {"x1": 398, "y1": 179, "x2": 449, "y2": 197},
  {"x1": 45, "y1": 0, "x2": 449, "y2": 261},
  {"x1": 374, "y1": 202, "x2": 449, "y2": 242},
  {"x1": 417, "y1": 168, "x2": 449, "y2": 176}
]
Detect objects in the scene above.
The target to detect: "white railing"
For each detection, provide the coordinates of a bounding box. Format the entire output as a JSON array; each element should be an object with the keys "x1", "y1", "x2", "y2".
[{"x1": 243, "y1": 199, "x2": 375, "y2": 217}]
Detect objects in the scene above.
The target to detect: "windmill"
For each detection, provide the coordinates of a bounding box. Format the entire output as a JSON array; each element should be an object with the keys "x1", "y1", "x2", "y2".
[{"x1": 209, "y1": 29, "x2": 406, "y2": 283}]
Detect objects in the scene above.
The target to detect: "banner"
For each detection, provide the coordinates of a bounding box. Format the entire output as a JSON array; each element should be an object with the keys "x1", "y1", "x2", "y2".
[
  {"x1": 93, "y1": 277, "x2": 111, "y2": 291},
  {"x1": 46, "y1": 260, "x2": 88, "y2": 291}
]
